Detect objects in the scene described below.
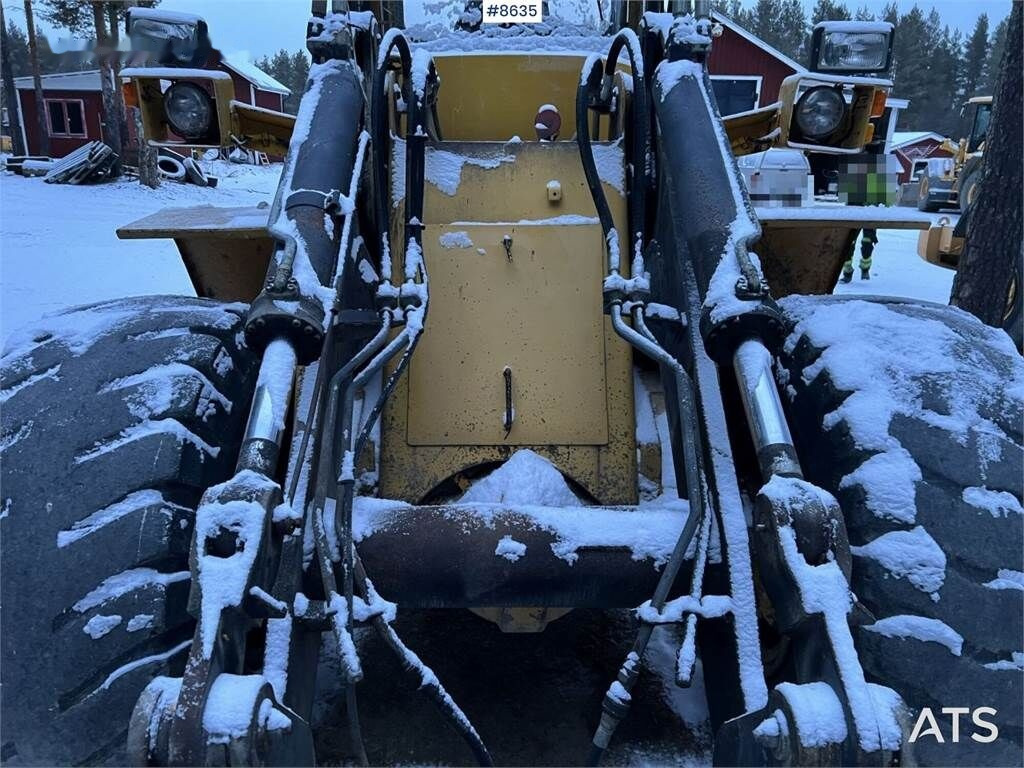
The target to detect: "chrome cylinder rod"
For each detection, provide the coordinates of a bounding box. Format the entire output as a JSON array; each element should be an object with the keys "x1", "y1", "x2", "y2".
[
  {"x1": 732, "y1": 338, "x2": 802, "y2": 479},
  {"x1": 238, "y1": 337, "x2": 299, "y2": 474}
]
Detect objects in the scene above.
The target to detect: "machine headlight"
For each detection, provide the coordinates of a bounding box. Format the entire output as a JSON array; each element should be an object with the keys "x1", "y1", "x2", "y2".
[
  {"x1": 164, "y1": 82, "x2": 213, "y2": 139},
  {"x1": 794, "y1": 86, "x2": 846, "y2": 140},
  {"x1": 811, "y1": 21, "x2": 894, "y2": 74}
]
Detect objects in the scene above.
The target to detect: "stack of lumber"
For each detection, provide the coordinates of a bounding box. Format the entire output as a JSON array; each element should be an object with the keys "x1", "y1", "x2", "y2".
[{"x1": 43, "y1": 142, "x2": 118, "y2": 184}]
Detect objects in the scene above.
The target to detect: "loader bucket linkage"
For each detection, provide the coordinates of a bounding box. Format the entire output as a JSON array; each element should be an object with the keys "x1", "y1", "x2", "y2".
[
  {"x1": 127, "y1": 23, "x2": 494, "y2": 767},
  {"x1": 119, "y1": 6, "x2": 912, "y2": 767},
  {"x1": 574, "y1": 14, "x2": 907, "y2": 766}
]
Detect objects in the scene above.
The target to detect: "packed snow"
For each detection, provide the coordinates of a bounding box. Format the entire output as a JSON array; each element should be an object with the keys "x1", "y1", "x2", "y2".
[
  {"x1": 57, "y1": 489, "x2": 185, "y2": 548},
  {"x1": 461, "y1": 450, "x2": 582, "y2": 507},
  {"x1": 983, "y1": 569, "x2": 1024, "y2": 591},
  {"x1": 962, "y1": 486, "x2": 1024, "y2": 518},
  {"x1": 494, "y1": 535, "x2": 528, "y2": 562},
  {"x1": 255, "y1": 339, "x2": 299, "y2": 433},
  {"x1": 73, "y1": 568, "x2": 189, "y2": 614},
  {"x1": 353, "y1": 451, "x2": 689, "y2": 567},
  {"x1": 776, "y1": 681, "x2": 847, "y2": 747},
  {"x1": 864, "y1": 614, "x2": 964, "y2": 656},
  {"x1": 1, "y1": 162, "x2": 279, "y2": 339},
  {"x1": 984, "y1": 652, "x2": 1024, "y2": 671},
  {"x1": 438, "y1": 230, "x2": 474, "y2": 249},
  {"x1": 850, "y1": 527, "x2": 947, "y2": 598},
  {"x1": 82, "y1": 614, "x2": 122, "y2": 639}
]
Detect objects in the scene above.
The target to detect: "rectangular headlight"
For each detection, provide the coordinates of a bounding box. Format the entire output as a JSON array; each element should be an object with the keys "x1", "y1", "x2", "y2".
[{"x1": 811, "y1": 21, "x2": 894, "y2": 74}]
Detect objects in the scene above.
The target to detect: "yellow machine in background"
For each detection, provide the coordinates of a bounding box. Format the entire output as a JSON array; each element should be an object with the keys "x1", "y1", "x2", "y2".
[{"x1": 916, "y1": 95, "x2": 992, "y2": 213}]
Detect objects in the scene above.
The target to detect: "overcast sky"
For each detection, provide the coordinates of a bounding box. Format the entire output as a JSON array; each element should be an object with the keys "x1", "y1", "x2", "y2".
[{"x1": 2, "y1": 0, "x2": 1012, "y2": 64}]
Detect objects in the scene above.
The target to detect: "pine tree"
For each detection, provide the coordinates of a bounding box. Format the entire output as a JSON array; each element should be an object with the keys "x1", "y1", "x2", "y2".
[
  {"x1": 90, "y1": 0, "x2": 122, "y2": 173},
  {"x1": 981, "y1": 16, "x2": 1007, "y2": 95},
  {"x1": 255, "y1": 48, "x2": 310, "y2": 115},
  {"x1": 3, "y1": 20, "x2": 31, "y2": 76},
  {"x1": 725, "y1": 0, "x2": 751, "y2": 26},
  {"x1": 886, "y1": 5, "x2": 931, "y2": 132},
  {"x1": 2, "y1": 18, "x2": 86, "y2": 76},
  {"x1": 777, "y1": 0, "x2": 806, "y2": 61},
  {"x1": 1, "y1": 6, "x2": 27, "y2": 154},
  {"x1": 961, "y1": 14, "x2": 989, "y2": 100},
  {"x1": 923, "y1": 20, "x2": 962, "y2": 137},
  {"x1": 853, "y1": 5, "x2": 874, "y2": 21},
  {"x1": 806, "y1": 0, "x2": 851, "y2": 68},
  {"x1": 747, "y1": 0, "x2": 791, "y2": 56},
  {"x1": 811, "y1": 0, "x2": 851, "y2": 24}
]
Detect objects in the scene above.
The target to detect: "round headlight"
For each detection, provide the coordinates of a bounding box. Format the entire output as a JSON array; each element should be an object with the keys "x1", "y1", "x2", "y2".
[
  {"x1": 163, "y1": 82, "x2": 213, "y2": 139},
  {"x1": 794, "y1": 86, "x2": 846, "y2": 140}
]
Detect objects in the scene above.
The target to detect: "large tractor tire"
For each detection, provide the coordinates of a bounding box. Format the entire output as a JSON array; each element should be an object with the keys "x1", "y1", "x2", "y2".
[
  {"x1": 777, "y1": 295, "x2": 1023, "y2": 766},
  {"x1": 958, "y1": 167, "x2": 982, "y2": 215},
  {"x1": 0, "y1": 297, "x2": 256, "y2": 766},
  {"x1": 916, "y1": 177, "x2": 940, "y2": 213}
]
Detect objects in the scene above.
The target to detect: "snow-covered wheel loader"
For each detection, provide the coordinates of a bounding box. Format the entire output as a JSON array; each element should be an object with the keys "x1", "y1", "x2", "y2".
[{"x1": 2, "y1": 3, "x2": 1021, "y2": 766}]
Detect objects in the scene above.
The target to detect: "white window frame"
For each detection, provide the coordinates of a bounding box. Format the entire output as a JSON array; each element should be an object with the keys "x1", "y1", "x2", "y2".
[
  {"x1": 44, "y1": 98, "x2": 87, "y2": 138},
  {"x1": 709, "y1": 75, "x2": 764, "y2": 114}
]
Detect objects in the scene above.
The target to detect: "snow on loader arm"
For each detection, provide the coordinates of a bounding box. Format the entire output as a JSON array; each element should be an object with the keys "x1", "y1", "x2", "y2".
[
  {"x1": 574, "y1": 15, "x2": 910, "y2": 766},
  {"x1": 2, "y1": 4, "x2": 1020, "y2": 768}
]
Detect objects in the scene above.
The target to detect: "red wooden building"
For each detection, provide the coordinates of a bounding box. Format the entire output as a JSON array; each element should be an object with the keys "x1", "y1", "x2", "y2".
[
  {"x1": 707, "y1": 12, "x2": 804, "y2": 115},
  {"x1": 12, "y1": 55, "x2": 289, "y2": 158},
  {"x1": 890, "y1": 131, "x2": 954, "y2": 184}
]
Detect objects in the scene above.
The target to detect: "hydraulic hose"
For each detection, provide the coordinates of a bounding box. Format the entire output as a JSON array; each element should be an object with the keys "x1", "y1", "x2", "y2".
[
  {"x1": 577, "y1": 29, "x2": 649, "y2": 269},
  {"x1": 577, "y1": 33, "x2": 716, "y2": 766},
  {"x1": 320, "y1": 33, "x2": 492, "y2": 766}
]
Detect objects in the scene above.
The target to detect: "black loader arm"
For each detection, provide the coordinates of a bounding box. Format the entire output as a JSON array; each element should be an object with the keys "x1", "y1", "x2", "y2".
[{"x1": 650, "y1": 57, "x2": 786, "y2": 362}]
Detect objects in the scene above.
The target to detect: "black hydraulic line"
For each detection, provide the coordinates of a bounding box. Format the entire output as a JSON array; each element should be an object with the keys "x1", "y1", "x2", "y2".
[
  {"x1": 576, "y1": 34, "x2": 715, "y2": 766},
  {"x1": 346, "y1": 685, "x2": 369, "y2": 766},
  {"x1": 286, "y1": 314, "x2": 336, "y2": 507},
  {"x1": 307, "y1": 311, "x2": 392, "y2": 766},
  {"x1": 351, "y1": 550, "x2": 494, "y2": 767},
  {"x1": 577, "y1": 31, "x2": 649, "y2": 263},
  {"x1": 321, "y1": 32, "x2": 492, "y2": 767},
  {"x1": 350, "y1": 27, "x2": 432, "y2": 477},
  {"x1": 585, "y1": 304, "x2": 711, "y2": 767},
  {"x1": 577, "y1": 56, "x2": 616, "y2": 236}
]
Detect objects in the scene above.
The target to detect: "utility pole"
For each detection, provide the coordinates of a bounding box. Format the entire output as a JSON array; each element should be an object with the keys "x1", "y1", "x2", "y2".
[
  {"x1": 91, "y1": 0, "x2": 122, "y2": 175},
  {"x1": 23, "y1": 0, "x2": 50, "y2": 157},
  {"x1": 1, "y1": 4, "x2": 27, "y2": 156}
]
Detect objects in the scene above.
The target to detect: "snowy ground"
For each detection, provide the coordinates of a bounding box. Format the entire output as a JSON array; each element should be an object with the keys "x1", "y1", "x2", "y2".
[
  {"x1": 831, "y1": 212, "x2": 957, "y2": 305},
  {"x1": 1, "y1": 167, "x2": 956, "y2": 342},
  {"x1": 0, "y1": 160, "x2": 281, "y2": 340}
]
